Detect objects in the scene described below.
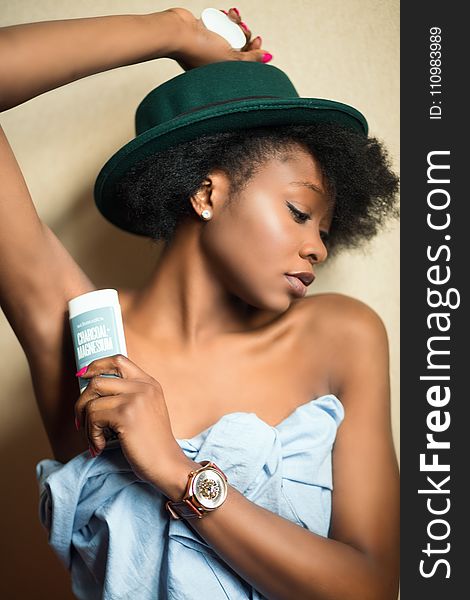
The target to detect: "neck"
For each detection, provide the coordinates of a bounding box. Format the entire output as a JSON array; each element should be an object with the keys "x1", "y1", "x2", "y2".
[{"x1": 125, "y1": 222, "x2": 281, "y2": 352}]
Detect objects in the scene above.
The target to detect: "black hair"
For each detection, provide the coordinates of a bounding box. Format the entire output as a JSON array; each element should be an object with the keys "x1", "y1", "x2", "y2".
[{"x1": 114, "y1": 122, "x2": 399, "y2": 258}]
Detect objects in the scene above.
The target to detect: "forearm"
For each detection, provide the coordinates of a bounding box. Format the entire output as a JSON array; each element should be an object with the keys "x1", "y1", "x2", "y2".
[
  {"x1": 163, "y1": 457, "x2": 396, "y2": 600},
  {"x1": 0, "y1": 10, "x2": 179, "y2": 112}
]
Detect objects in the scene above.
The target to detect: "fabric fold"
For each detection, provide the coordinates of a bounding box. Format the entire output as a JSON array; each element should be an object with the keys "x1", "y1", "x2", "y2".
[{"x1": 36, "y1": 394, "x2": 344, "y2": 599}]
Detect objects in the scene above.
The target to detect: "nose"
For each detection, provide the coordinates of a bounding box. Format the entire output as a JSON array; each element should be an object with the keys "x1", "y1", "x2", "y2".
[{"x1": 299, "y1": 232, "x2": 328, "y2": 265}]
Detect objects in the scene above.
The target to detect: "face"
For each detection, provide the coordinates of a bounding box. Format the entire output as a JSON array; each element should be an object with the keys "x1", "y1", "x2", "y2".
[{"x1": 197, "y1": 146, "x2": 334, "y2": 312}]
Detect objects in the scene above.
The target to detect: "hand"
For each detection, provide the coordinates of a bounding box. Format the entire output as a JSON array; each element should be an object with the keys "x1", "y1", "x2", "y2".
[
  {"x1": 74, "y1": 354, "x2": 186, "y2": 493},
  {"x1": 164, "y1": 7, "x2": 270, "y2": 71}
]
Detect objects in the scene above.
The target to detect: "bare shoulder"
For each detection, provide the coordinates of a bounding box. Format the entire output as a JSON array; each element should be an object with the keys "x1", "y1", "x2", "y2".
[
  {"x1": 296, "y1": 293, "x2": 390, "y2": 396},
  {"x1": 299, "y1": 292, "x2": 388, "y2": 343}
]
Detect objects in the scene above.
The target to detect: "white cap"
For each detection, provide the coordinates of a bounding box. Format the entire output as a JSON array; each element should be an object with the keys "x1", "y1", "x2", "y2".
[{"x1": 200, "y1": 8, "x2": 247, "y2": 50}]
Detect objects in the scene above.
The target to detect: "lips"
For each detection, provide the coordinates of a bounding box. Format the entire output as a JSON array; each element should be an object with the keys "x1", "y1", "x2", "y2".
[
  {"x1": 285, "y1": 275, "x2": 308, "y2": 297},
  {"x1": 286, "y1": 271, "x2": 315, "y2": 286},
  {"x1": 285, "y1": 271, "x2": 315, "y2": 298}
]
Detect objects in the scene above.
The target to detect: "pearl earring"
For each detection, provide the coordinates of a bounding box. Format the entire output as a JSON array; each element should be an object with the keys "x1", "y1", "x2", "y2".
[{"x1": 201, "y1": 209, "x2": 212, "y2": 221}]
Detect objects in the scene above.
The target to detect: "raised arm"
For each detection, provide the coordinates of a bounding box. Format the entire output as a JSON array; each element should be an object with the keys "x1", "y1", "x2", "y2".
[
  {"x1": 0, "y1": 7, "x2": 266, "y2": 463},
  {"x1": 0, "y1": 8, "x2": 265, "y2": 112},
  {"x1": 0, "y1": 12, "x2": 175, "y2": 111}
]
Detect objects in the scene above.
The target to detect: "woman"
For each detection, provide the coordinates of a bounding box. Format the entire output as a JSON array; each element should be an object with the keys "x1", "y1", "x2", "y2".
[{"x1": 0, "y1": 6, "x2": 400, "y2": 600}]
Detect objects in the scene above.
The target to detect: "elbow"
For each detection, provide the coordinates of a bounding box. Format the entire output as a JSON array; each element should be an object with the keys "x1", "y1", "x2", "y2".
[
  {"x1": 341, "y1": 550, "x2": 399, "y2": 600},
  {"x1": 346, "y1": 577, "x2": 398, "y2": 600},
  {"x1": 296, "y1": 562, "x2": 399, "y2": 600},
  {"x1": 371, "y1": 584, "x2": 399, "y2": 600},
  {"x1": 366, "y1": 560, "x2": 400, "y2": 600},
  {"x1": 379, "y1": 576, "x2": 400, "y2": 600}
]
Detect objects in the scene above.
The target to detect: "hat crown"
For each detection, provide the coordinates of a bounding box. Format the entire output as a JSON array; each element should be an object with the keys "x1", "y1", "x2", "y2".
[{"x1": 135, "y1": 62, "x2": 299, "y2": 135}]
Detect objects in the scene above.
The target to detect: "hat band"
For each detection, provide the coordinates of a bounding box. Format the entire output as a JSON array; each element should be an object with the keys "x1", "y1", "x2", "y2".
[{"x1": 176, "y1": 95, "x2": 279, "y2": 118}]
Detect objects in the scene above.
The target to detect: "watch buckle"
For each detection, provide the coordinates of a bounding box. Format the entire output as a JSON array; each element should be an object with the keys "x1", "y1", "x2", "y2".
[{"x1": 165, "y1": 501, "x2": 182, "y2": 520}]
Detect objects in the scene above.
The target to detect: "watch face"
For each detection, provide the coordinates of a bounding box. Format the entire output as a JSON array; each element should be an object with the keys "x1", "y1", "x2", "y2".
[{"x1": 193, "y1": 468, "x2": 228, "y2": 509}]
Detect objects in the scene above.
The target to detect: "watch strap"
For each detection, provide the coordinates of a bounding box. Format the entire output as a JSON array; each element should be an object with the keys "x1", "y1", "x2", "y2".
[{"x1": 165, "y1": 498, "x2": 204, "y2": 519}]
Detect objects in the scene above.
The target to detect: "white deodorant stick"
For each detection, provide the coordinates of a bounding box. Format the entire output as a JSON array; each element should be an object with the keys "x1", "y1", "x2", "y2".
[
  {"x1": 69, "y1": 289, "x2": 128, "y2": 393},
  {"x1": 200, "y1": 8, "x2": 247, "y2": 49},
  {"x1": 69, "y1": 289, "x2": 128, "y2": 449}
]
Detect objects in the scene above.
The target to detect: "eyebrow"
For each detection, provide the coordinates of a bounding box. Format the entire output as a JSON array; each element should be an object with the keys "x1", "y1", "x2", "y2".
[
  {"x1": 289, "y1": 180, "x2": 325, "y2": 195},
  {"x1": 289, "y1": 180, "x2": 335, "y2": 220}
]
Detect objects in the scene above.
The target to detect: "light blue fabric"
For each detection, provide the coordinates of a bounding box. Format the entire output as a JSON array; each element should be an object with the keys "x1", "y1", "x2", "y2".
[{"x1": 36, "y1": 394, "x2": 344, "y2": 600}]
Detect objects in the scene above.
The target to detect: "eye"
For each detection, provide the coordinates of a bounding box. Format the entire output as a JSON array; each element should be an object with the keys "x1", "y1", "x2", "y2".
[
  {"x1": 287, "y1": 202, "x2": 310, "y2": 224},
  {"x1": 287, "y1": 202, "x2": 330, "y2": 244}
]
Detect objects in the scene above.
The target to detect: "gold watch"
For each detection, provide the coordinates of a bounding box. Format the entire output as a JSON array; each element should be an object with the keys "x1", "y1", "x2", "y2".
[{"x1": 165, "y1": 460, "x2": 228, "y2": 520}]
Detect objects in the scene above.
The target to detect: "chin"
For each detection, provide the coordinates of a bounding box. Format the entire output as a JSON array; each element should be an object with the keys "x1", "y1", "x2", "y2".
[
  {"x1": 258, "y1": 293, "x2": 293, "y2": 315},
  {"x1": 231, "y1": 280, "x2": 293, "y2": 315}
]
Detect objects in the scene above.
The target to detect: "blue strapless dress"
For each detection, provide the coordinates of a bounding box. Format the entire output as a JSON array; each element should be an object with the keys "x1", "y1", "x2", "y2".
[{"x1": 36, "y1": 394, "x2": 344, "y2": 600}]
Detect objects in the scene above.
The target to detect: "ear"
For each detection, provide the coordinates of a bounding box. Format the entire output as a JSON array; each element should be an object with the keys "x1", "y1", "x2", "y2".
[
  {"x1": 189, "y1": 171, "x2": 233, "y2": 217},
  {"x1": 189, "y1": 178, "x2": 212, "y2": 217}
]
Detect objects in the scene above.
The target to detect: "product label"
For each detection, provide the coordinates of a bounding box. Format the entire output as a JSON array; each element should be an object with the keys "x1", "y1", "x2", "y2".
[{"x1": 70, "y1": 306, "x2": 121, "y2": 390}]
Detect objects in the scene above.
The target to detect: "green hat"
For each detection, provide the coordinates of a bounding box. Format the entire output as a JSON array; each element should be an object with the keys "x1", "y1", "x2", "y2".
[{"x1": 94, "y1": 60, "x2": 368, "y2": 237}]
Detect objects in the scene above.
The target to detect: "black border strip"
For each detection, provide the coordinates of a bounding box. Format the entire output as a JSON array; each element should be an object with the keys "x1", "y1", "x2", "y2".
[{"x1": 401, "y1": 3, "x2": 466, "y2": 597}]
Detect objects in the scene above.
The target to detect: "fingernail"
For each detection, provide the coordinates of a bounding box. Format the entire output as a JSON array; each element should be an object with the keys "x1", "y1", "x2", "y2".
[
  {"x1": 76, "y1": 365, "x2": 88, "y2": 377},
  {"x1": 88, "y1": 445, "x2": 96, "y2": 458},
  {"x1": 262, "y1": 52, "x2": 273, "y2": 63},
  {"x1": 220, "y1": 9, "x2": 228, "y2": 14},
  {"x1": 230, "y1": 7, "x2": 240, "y2": 16},
  {"x1": 240, "y1": 21, "x2": 249, "y2": 32},
  {"x1": 255, "y1": 35, "x2": 262, "y2": 45},
  {"x1": 75, "y1": 416, "x2": 80, "y2": 431}
]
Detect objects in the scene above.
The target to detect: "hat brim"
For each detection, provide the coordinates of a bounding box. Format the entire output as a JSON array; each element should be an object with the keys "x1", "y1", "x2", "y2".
[{"x1": 94, "y1": 97, "x2": 368, "y2": 237}]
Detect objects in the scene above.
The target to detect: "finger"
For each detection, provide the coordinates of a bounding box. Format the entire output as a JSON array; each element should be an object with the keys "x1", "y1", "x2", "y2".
[
  {"x1": 83, "y1": 394, "x2": 129, "y2": 456},
  {"x1": 247, "y1": 35, "x2": 263, "y2": 50},
  {"x1": 77, "y1": 353, "x2": 152, "y2": 382},
  {"x1": 83, "y1": 396, "x2": 125, "y2": 455},
  {"x1": 226, "y1": 8, "x2": 252, "y2": 43},
  {"x1": 239, "y1": 21, "x2": 251, "y2": 41},
  {"x1": 240, "y1": 48, "x2": 273, "y2": 64},
  {"x1": 227, "y1": 7, "x2": 241, "y2": 20},
  {"x1": 237, "y1": 21, "x2": 251, "y2": 45},
  {"x1": 74, "y1": 376, "x2": 148, "y2": 430}
]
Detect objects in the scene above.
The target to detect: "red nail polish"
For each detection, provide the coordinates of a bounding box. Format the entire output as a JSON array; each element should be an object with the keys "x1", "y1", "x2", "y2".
[
  {"x1": 88, "y1": 446, "x2": 96, "y2": 458},
  {"x1": 240, "y1": 21, "x2": 249, "y2": 32},
  {"x1": 262, "y1": 52, "x2": 273, "y2": 63},
  {"x1": 76, "y1": 365, "x2": 88, "y2": 377},
  {"x1": 75, "y1": 416, "x2": 80, "y2": 431},
  {"x1": 230, "y1": 7, "x2": 240, "y2": 16}
]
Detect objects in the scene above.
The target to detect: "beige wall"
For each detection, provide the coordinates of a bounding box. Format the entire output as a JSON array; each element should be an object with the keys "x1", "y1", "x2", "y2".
[{"x1": 0, "y1": 1, "x2": 399, "y2": 597}]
